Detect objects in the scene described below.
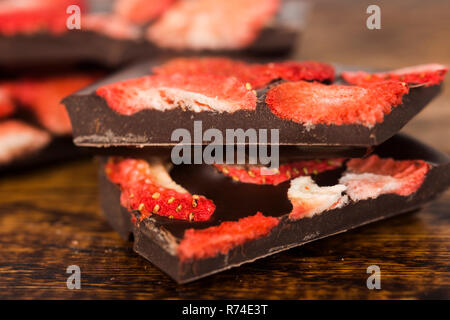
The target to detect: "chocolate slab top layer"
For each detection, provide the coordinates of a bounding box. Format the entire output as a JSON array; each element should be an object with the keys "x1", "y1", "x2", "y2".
[
  {"x1": 64, "y1": 61, "x2": 442, "y2": 149},
  {"x1": 0, "y1": 26, "x2": 297, "y2": 72},
  {"x1": 98, "y1": 134, "x2": 450, "y2": 283}
]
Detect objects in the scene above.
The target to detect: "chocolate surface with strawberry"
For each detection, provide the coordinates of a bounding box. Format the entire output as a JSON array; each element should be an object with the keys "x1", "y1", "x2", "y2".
[
  {"x1": 64, "y1": 59, "x2": 445, "y2": 148},
  {"x1": 98, "y1": 135, "x2": 450, "y2": 283}
]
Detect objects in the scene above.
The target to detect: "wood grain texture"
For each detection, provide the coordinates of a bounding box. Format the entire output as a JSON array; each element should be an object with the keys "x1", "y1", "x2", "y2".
[{"x1": 0, "y1": 0, "x2": 449, "y2": 299}]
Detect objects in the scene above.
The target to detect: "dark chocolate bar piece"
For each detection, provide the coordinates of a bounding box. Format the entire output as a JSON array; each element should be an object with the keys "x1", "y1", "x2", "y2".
[
  {"x1": 0, "y1": 31, "x2": 155, "y2": 71},
  {"x1": 0, "y1": 26, "x2": 297, "y2": 72},
  {"x1": 98, "y1": 134, "x2": 450, "y2": 283},
  {"x1": 0, "y1": 0, "x2": 302, "y2": 71},
  {"x1": 64, "y1": 61, "x2": 442, "y2": 148}
]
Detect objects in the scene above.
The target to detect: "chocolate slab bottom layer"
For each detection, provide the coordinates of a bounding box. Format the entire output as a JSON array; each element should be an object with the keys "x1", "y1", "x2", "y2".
[
  {"x1": 98, "y1": 134, "x2": 450, "y2": 283},
  {"x1": 0, "y1": 27, "x2": 297, "y2": 71},
  {"x1": 64, "y1": 61, "x2": 442, "y2": 148}
]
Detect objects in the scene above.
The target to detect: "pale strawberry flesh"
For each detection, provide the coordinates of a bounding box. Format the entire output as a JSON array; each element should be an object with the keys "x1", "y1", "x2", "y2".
[
  {"x1": 146, "y1": 0, "x2": 281, "y2": 50},
  {"x1": 339, "y1": 155, "x2": 429, "y2": 200},
  {"x1": 0, "y1": 120, "x2": 51, "y2": 164},
  {"x1": 114, "y1": 0, "x2": 175, "y2": 24},
  {"x1": 288, "y1": 176, "x2": 348, "y2": 220},
  {"x1": 96, "y1": 74, "x2": 257, "y2": 115}
]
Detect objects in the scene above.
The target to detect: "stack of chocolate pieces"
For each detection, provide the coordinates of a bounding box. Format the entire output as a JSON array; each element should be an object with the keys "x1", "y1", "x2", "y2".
[
  {"x1": 0, "y1": 0, "x2": 301, "y2": 172},
  {"x1": 0, "y1": 71, "x2": 101, "y2": 172},
  {"x1": 63, "y1": 57, "x2": 450, "y2": 283}
]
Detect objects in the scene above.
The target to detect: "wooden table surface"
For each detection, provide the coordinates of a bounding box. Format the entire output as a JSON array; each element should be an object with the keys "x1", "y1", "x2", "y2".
[{"x1": 0, "y1": 0, "x2": 449, "y2": 299}]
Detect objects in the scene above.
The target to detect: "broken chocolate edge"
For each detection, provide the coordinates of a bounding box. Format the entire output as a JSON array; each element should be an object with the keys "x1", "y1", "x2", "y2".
[
  {"x1": 98, "y1": 134, "x2": 450, "y2": 283},
  {"x1": 0, "y1": 26, "x2": 298, "y2": 70},
  {"x1": 63, "y1": 61, "x2": 442, "y2": 147}
]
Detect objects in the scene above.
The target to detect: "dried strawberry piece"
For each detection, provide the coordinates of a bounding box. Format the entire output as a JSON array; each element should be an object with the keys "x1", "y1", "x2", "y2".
[
  {"x1": 178, "y1": 212, "x2": 279, "y2": 261},
  {"x1": 0, "y1": 0, "x2": 85, "y2": 35},
  {"x1": 248, "y1": 61, "x2": 335, "y2": 88},
  {"x1": 339, "y1": 155, "x2": 429, "y2": 200},
  {"x1": 9, "y1": 74, "x2": 98, "y2": 135},
  {"x1": 81, "y1": 13, "x2": 140, "y2": 40},
  {"x1": 114, "y1": 0, "x2": 175, "y2": 24},
  {"x1": 0, "y1": 86, "x2": 15, "y2": 119},
  {"x1": 342, "y1": 64, "x2": 448, "y2": 86},
  {"x1": 288, "y1": 176, "x2": 348, "y2": 220},
  {"x1": 265, "y1": 80, "x2": 409, "y2": 127},
  {"x1": 106, "y1": 158, "x2": 215, "y2": 222},
  {"x1": 0, "y1": 120, "x2": 51, "y2": 164},
  {"x1": 96, "y1": 73, "x2": 257, "y2": 115},
  {"x1": 153, "y1": 57, "x2": 247, "y2": 76},
  {"x1": 146, "y1": 0, "x2": 280, "y2": 50},
  {"x1": 214, "y1": 159, "x2": 345, "y2": 185},
  {"x1": 153, "y1": 57, "x2": 335, "y2": 89}
]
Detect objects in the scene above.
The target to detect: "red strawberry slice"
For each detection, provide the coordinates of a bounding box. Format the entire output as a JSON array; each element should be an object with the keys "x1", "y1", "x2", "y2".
[
  {"x1": 114, "y1": 0, "x2": 175, "y2": 24},
  {"x1": 339, "y1": 155, "x2": 429, "y2": 200},
  {"x1": 0, "y1": 0, "x2": 85, "y2": 35},
  {"x1": 106, "y1": 158, "x2": 216, "y2": 222},
  {"x1": 342, "y1": 64, "x2": 447, "y2": 86},
  {"x1": 251, "y1": 61, "x2": 336, "y2": 87},
  {"x1": 0, "y1": 86, "x2": 15, "y2": 119},
  {"x1": 9, "y1": 74, "x2": 98, "y2": 135},
  {"x1": 96, "y1": 73, "x2": 257, "y2": 115},
  {"x1": 178, "y1": 212, "x2": 279, "y2": 261},
  {"x1": 214, "y1": 158, "x2": 345, "y2": 185},
  {"x1": 0, "y1": 120, "x2": 51, "y2": 164},
  {"x1": 288, "y1": 176, "x2": 348, "y2": 220},
  {"x1": 265, "y1": 80, "x2": 409, "y2": 127},
  {"x1": 81, "y1": 13, "x2": 140, "y2": 40},
  {"x1": 146, "y1": 0, "x2": 280, "y2": 50},
  {"x1": 153, "y1": 57, "x2": 335, "y2": 89}
]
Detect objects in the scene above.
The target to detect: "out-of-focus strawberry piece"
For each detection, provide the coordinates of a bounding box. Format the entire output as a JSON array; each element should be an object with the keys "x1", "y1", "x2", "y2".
[
  {"x1": 9, "y1": 74, "x2": 98, "y2": 135},
  {"x1": 96, "y1": 73, "x2": 257, "y2": 115},
  {"x1": 114, "y1": 0, "x2": 175, "y2": 24},
  {"x1": 0, "y1": 86, "x2": 15, "y2": 119},
  {"x1": 82, "y1": 13, "x2": 140, "y2": 40},
  {"x1": 288, "y1": 176, "x2": 348, "y2": 220},
  {"x1": 0, "y1": 0, "x2": 85, "y2": 35},
  {"x1": 214, "y1": 158, "x2": 345, "y2": 185},
  {"x1": 339, "y1": 155, "x2": 429, "y2": 200},
  {"x1": 342, "y1": 64, "x2": 448, "y2": 86},
  {"x1": 0, "y1": 120, "x2": 51, "y2": 164},
  {"x1": 106, "y1": 157, "x2": 216, "y2": 222},
  {"x1": 177, "y1": 212, "x2": 279, "y2": 261},
  {"x1": 153, "y1": 57, "x2": 335, "y2": 89},
  {"x1": 265, "y1": 80, "x2": 409, "y2": 127},
  {"x1": 146, "y1": 0, "x2": 281, "y2": 50}
]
